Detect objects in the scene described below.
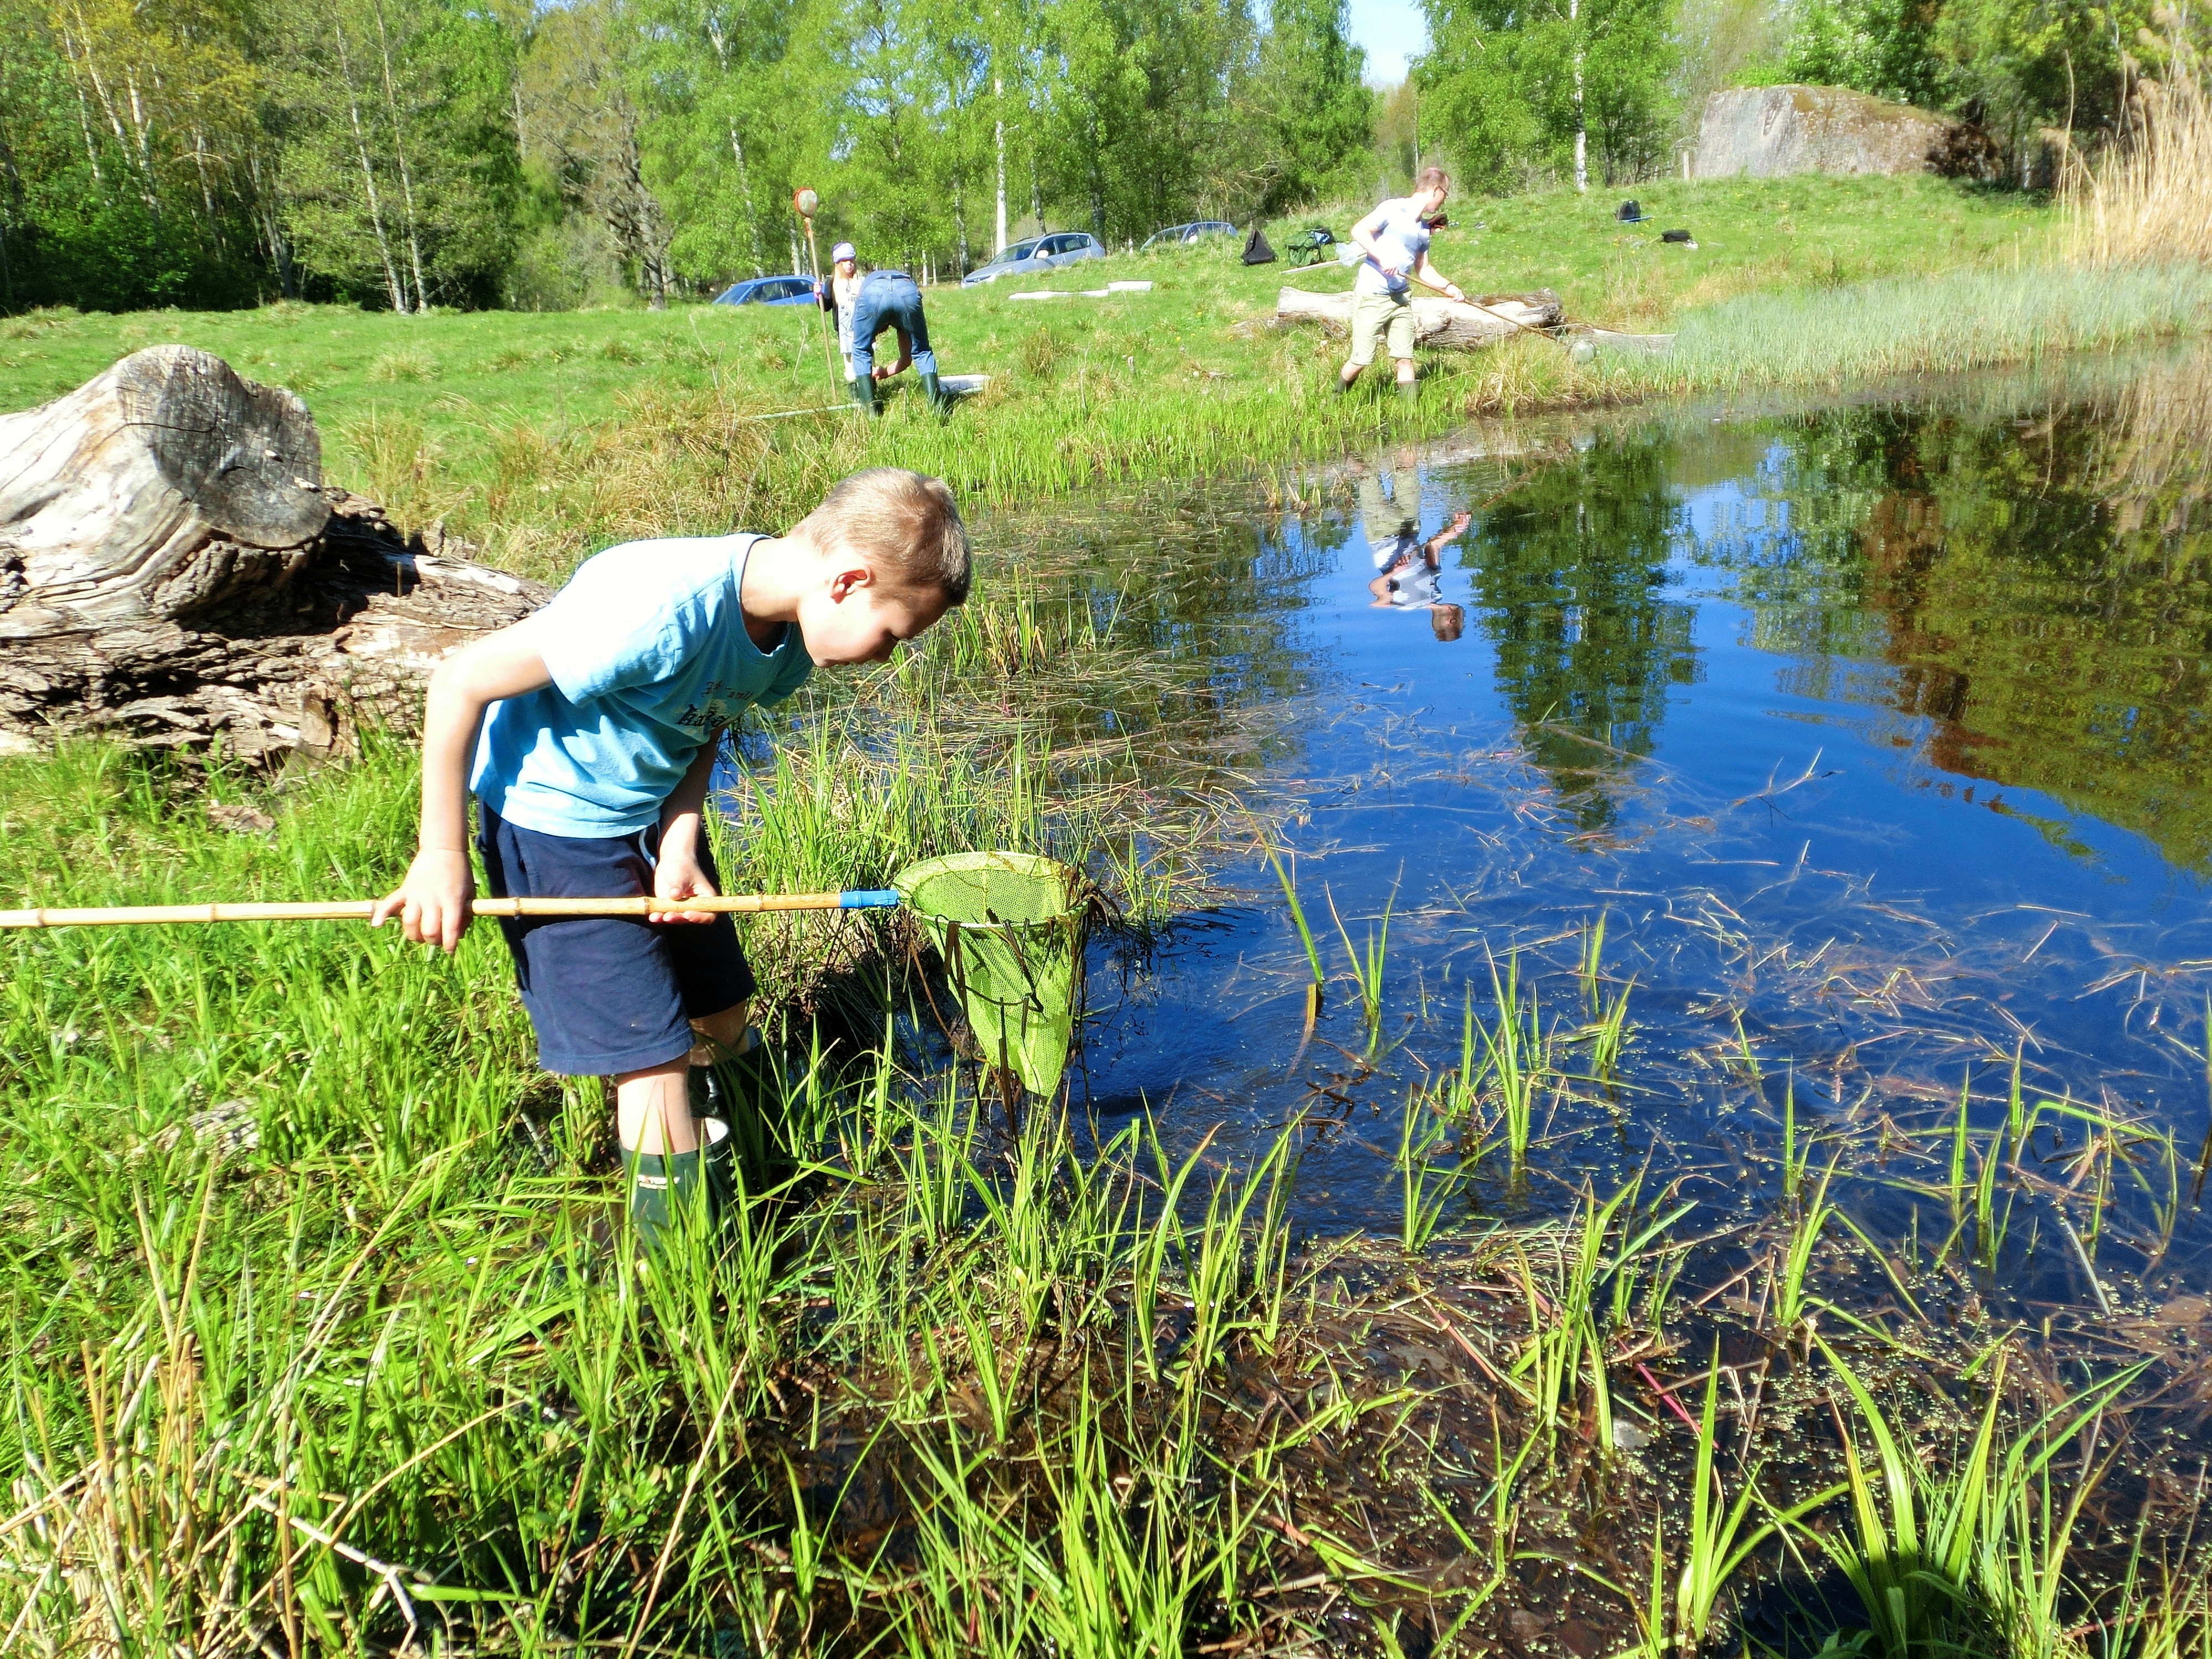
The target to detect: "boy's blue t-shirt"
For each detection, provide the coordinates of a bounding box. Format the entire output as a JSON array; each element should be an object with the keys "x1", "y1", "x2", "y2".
[{"x1": 471, "y1": 533, "x2": 813, "y2": 837}]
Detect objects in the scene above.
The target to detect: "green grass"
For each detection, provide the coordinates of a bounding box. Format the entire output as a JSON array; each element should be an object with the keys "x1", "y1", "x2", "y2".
[
  {"x1": 1602, "y1": 260, "x2": 2212, "y2": 395},
  {"x1": 0, "y1": 176, "x2": 2086, "y2": 584}
]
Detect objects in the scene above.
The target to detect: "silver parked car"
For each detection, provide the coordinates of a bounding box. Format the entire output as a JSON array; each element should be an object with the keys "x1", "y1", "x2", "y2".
[
  {"x1": 961, "y1": 231, "x2": 1108, "y2": 286},
  {"x1": 1140, "y1": 220, "x2": 1235, "y2": 249}
]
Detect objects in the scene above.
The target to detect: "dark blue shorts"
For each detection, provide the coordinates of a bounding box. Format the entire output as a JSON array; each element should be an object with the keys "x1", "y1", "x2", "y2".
[{"x1": 475, "y1": 806, "x2": 757, "y2": 1076}]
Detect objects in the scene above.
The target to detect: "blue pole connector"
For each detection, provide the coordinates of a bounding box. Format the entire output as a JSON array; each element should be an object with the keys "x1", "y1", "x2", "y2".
[{"x1": 839, "y1": 889, "x2": 903, "y2": 909}]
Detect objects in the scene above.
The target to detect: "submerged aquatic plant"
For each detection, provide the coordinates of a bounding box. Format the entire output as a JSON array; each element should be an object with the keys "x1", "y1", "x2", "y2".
[{"x1": 1397, "y1": 1085, "x2": 1467, "y2": 1253}]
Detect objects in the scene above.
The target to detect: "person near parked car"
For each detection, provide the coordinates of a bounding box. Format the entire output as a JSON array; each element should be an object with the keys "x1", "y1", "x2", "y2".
[
  {"x1": 1337, "y1": 168, "x2": 1469, "y2": 399},
  {"x1": 817, "y1": 243, "x2": 950, "y2": 415}
]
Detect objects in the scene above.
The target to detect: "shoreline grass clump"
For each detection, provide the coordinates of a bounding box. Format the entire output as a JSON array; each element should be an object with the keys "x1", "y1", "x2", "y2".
[{"x1": 1597, "y1": 261, "x2": 2212, "y2": 399}]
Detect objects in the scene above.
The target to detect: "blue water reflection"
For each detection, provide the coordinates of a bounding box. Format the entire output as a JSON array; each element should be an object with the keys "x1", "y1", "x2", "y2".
[{"x1": 1074, "y1": 359, "x2": 2212, "y2": 1315}]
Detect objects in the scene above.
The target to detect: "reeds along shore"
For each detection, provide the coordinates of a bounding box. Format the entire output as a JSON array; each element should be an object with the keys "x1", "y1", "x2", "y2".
[
  {"x1": 2069, "y1": 28, "x2": 2212, "y2": 269},
  {"x1": 5, "y1": 794, "x2": 2210, "y2": 1656}
]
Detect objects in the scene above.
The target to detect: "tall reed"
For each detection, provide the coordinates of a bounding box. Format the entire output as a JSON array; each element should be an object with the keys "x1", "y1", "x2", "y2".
[{"x1": 2068, "y1": 30, "x2": 2212, "y2": 267}]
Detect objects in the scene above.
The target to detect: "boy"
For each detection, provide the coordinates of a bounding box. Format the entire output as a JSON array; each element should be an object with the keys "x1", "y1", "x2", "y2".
[
  {"x1": 1337, "y1": 168, "x2": 1471, "y2": 399},
  {"x1": 371, "y1": 468, "x2": 971, "y2": 1250}
]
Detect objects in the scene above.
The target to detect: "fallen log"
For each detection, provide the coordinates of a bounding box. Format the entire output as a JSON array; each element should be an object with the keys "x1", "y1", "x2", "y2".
[
  {"x1": 1275, "y1": 286, "x2": 1565, "y2": 347},
  {"x1": 0, "y1": 346, "x2": 548, "y2": 761}
]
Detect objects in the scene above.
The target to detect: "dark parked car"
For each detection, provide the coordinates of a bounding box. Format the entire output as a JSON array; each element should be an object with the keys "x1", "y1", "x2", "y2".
[
  {"x1": 961, "y1": 232, "x2": 1107, "y2": 287},
  {"x1": 712, "y1": 275, "x2": 819, "y2": 306},
  {"x1": 1141, "y1": 220, "x2": 1235, "y2": 250}
]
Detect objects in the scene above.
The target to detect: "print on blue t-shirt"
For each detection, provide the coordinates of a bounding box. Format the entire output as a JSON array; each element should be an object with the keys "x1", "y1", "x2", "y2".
[{"x1": 471, "y1": 533, "x2": 814, "y2": 837}]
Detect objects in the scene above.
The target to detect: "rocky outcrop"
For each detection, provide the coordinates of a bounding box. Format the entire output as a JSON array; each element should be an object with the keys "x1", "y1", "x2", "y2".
[{"x1": 1694, "y1": 85, "x2": 1958, "y2": 179}]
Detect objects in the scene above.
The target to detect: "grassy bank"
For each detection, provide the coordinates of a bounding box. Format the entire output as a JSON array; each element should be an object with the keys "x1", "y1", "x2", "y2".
[
  {"x1": 0, "y1": 175, "x2": 2079, "y2": 582},
  {"x1": 5, "y1": 735, "x2": 2209, "y2": 1655}
]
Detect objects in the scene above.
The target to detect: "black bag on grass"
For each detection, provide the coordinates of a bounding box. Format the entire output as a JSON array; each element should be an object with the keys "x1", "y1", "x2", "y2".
[{"x1": 1242, "y1": 224, "x2": 1277, "y2": 265}]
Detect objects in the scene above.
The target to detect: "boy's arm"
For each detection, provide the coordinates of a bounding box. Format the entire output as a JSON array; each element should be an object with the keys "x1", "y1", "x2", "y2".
[
  {"x1": 649, "y1": 732, "x2": 726, "y2": 926},
  {"x1": 1415, "y1": 250, "x2": 1465, "y2": 301},
  {"x1": 370, "y1": 625, "x2": 554, "y2": 952},
  {"x1": 1425, "y1": 511, "x2": 1473, "y2": 559}
]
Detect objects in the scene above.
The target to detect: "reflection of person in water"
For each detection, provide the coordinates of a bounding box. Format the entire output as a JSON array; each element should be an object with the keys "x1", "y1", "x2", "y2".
[
  {"x1": 1370, "y1": 511, "x2": 1472, "y2": 641},
  {"x1": 1353, "y1": 449, "x2": 1422, "y2": 554}
]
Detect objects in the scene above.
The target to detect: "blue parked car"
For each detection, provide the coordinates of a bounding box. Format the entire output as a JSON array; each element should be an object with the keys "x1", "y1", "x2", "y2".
[{"x1": 712, "y1": 275, "x2": 819, "y2": 306}]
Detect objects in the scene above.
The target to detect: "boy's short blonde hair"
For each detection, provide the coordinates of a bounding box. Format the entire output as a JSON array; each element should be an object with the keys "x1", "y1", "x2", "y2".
[{"x1": 797, "y1": 467, "x2": 971, "y2": 606}]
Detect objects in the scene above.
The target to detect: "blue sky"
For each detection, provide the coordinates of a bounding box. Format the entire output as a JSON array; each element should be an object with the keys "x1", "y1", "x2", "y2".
[{"x1": 1345, "y1": 0, "x2": 1429, "y2": 85}]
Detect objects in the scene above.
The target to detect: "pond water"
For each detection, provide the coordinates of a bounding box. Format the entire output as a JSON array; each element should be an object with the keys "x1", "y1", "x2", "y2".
[{"x1": 1032, "y1": 347, "x2": 2212, "y2": 1333}]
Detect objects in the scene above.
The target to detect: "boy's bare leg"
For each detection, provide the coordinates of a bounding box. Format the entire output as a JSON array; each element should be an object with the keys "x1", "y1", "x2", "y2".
[
  {"x1": 615, "y1": 1002, "x2": 754, "y2": 1154},
  {"x1": 1394, "y1": 356, "x2": 1417, "y2": 387},
  {"x1": 617, "y1": 1060, "x2": 699, "y2": 1155}
]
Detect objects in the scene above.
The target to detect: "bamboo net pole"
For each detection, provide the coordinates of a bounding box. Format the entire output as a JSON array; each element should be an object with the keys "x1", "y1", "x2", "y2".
[{"x1": 0, "y1": 890, "x2": 904, "y2": 929}]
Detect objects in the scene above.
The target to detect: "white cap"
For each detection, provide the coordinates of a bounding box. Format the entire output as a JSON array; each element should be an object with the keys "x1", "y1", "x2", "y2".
[{"x1": 831, "y1": 242, "x2": 857, "y2": 264}]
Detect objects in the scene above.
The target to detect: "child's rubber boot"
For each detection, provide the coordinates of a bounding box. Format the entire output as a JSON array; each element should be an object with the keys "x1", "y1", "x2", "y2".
[
  {"x1": 622, "y1": 1146, "x2": 711, "y2": 1260},
  {"x1": 850, "y1": 374, "x2": 878, "y2": 416},
  {"x1": 725, "y1": 1027, "x2": 786, "y2": 1123},
  {"x1": 919, "y1": 367, "x2": 952, "y2": 413},
  {"x1": 699, "y1": 1113, "x2": 738, "y2": 1213},
  {"x1": 687, "y1": 1063, "x2": 741, "y2": 1212}
]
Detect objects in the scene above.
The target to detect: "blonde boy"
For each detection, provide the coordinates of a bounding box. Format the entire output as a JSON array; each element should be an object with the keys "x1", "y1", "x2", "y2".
[{"x1": 373, "y1": 468, "x2": 971, "y2": 1250}]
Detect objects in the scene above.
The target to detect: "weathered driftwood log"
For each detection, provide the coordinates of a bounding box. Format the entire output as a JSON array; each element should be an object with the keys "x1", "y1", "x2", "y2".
[
  {"x1": 1275, "y1": 287, "x2": 1565, "y2": 347},
  {"x1": 0, "y1": 346, "x2": 548, "y2": 760}
]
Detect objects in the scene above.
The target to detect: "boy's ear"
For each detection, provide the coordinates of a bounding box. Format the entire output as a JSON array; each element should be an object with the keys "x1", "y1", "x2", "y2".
[{"x1": 826, "y1": 560, "x2": 875, "y2": 602}]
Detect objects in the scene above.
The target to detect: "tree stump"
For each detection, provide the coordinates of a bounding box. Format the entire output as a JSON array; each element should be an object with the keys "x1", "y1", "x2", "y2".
[
  {"x1": 0, "y1": 347, "x2": 548, "y2": 761},
  {"x1": 1275, "y1": 287, "x2": 1565, "y2": 348}
]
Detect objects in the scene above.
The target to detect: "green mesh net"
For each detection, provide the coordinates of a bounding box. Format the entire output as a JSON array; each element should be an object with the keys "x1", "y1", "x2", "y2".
[{"x1": 894, "y1": 852, "x2": 1087, "y2": 1098}]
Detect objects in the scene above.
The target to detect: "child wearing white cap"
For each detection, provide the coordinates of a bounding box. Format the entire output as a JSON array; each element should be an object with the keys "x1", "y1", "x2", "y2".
[{"x1": 824, "y1": 244, "x2": 863, "y2": 372}]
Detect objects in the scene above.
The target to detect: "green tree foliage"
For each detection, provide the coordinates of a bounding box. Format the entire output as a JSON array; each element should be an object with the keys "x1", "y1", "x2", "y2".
[
  {"x1": 264, "y1": 0, "x2": 523, "y2": 312},
  {"x1": 1782, "y1": 0, "x2": 1952, "y2": 109},
  {"x1": 1417, "y1": 0, "x2": 1677, "y2": 192},
  {"x1": 0, "y1": 0, "x2": 1398, "y2": 313},
  {"x1": 1780, "y1": 0, "x2": 2170, "y2": 167},
  {"x1": 1931, "y1": 0, "x2": 2158, "y2": 154},
  {"x1": 1244, "y1": 0, "x2": 1374, "y2": 215},
  {"x1": 0, "y1": 0, "x2": 266, "y2": 309}
]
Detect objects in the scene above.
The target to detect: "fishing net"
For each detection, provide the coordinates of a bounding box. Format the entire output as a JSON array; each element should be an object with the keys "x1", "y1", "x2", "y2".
[{"x1": 894, "y1": 852, "x2": 1088, "y2": 1098}]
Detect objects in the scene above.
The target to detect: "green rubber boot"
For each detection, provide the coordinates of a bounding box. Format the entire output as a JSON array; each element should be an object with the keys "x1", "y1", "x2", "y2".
[
  {"x1": 919, "y1": 367, "x2": 952, "y2": 413},
  {"x1": 622, "y1": 1146, "x2": 712, "y2": 1259},
  {"x1": 850, "y1": 374, "x2": 878, "y2": 416},
  {"x1": 686, "y1": 1064, "x2": 740, "y2": 1211}
]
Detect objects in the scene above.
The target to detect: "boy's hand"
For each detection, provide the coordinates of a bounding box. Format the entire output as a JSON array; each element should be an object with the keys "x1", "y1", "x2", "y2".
[
  {"x1": 371, "y1": 848, "x2": 475, "y2": 953},
  {"x1": 651, "y1": 840, "x2": 720, "y2": 925}
]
